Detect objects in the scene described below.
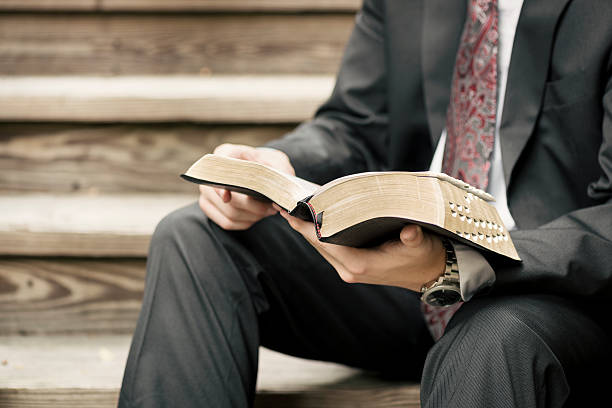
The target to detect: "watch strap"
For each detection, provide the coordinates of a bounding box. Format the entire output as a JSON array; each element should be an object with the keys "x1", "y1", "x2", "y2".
[
  {"x1": 420, "y1": 238, "x2": 460, "y2": 293},
  {"x1": 441, "y1": 238, "x2": 460, "y2": 284}
]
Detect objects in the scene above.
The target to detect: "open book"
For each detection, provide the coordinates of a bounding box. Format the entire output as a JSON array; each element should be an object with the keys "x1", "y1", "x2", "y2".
[{"x1": 182, "y1": 154, "x2": 520, "y2": 260}]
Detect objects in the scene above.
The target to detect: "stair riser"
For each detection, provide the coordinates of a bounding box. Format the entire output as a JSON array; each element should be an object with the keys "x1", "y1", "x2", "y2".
[{"x1": 0, "y1": 14, "x2": 352, "y2": 76}]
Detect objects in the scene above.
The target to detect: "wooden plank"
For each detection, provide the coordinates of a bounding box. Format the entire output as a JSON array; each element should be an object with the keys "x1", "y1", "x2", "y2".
[
  {"x1": 255, "y1": 389, "x2": 420, "y2": 408},
  {"x1": 0, "y1": 14, "x2": 353, "y2": 75},
  {"x1": 0, "y1": 258, "x2": 144, "y2": 335},
  {"x1": 255, "y1": 349, "x2": 420, "y2": 408},
  {"x1": 0, "y1": 336, "x2": 420, "y2": 407},
  {"x1": 0, "y1": 0, "x2": 360, "y2": 12},
  {"x1": 0, "y1": 124, "x2": 290, "y2": 194},
  {"x1": 0, "y1": 194, "x2": 194, "y2": 256},
  {"x1": 0, "y1": 76, "x2": 334, "y2": 123},
  {"x1": 0, "y1": 390, "x2": 120, "y2": 408},
  {"x1": 0, "y1": 0, "x2": 96, "y2": 12}
]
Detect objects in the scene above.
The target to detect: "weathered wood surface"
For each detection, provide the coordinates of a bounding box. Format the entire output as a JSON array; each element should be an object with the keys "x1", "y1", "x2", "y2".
[
  {"x1": 0, "y1": 0, "x2": 360, "y2": 12},
  {"x1": 255, "y1": 349, "x2": 420, "y2": 408},
  {"x1": 0, "y1": 258, "x2": 144, "y2": 335},
  {"x1": 0, "y1": 14, "x2": 353, "y2": 75},
  {"x1": 0, "y1": 76, "x2": 334, "y2": 122},
  {"x1": 0, "y1": 194, "x2": 194, "y2": 256},
  {"x1": 0, "y1": 390, "x2": 120, "y2": 408},
  {"x1": 255, "y1": 389, "x2": 420, "y2": 408},
  {"x1": 0, "y1": 336, "x2": 420, "y2": 407},
  {"x1": 0, "y1": 124, "x2": 289, "y2": 194}
]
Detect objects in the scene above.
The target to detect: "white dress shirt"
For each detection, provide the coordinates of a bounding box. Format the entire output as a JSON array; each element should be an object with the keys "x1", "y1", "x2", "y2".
[{"x1": 429, "y1": 0, "x2": 525, "y2": 300}]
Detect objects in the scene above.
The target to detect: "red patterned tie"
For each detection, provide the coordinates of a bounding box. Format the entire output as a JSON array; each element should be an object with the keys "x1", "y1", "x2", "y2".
[
  {"x1": 442, "y1": 0, "x2": 499, "y2": 190},
  {"x1": 423, "y1": 0, "x2": 498, "y2": 341}
]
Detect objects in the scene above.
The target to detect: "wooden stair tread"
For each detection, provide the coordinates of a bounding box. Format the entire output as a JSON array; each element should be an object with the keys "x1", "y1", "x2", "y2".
[
  {"x1": 0, "y1": 335, "x2": 420, "y2": 407},
  {"x1": 0, "y1": 0, "x2": 360, "y2": 12},
  {"x1": 0, "y1": 194, "x2": 195, "y2": 256},
  {"x1": 0, "y1": 76, "x2": 334, "y2": 123}
]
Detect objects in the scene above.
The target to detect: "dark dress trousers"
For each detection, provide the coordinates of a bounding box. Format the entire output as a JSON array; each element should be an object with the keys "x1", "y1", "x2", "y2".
[{"x1": 119, "y1": 1, "x2": 612, "y2": 407}]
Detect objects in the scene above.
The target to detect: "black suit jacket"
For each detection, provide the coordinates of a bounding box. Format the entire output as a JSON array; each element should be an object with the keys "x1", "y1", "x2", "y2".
[{"x1": 268, "y1": 0, "x2": 612, "y2": 303}]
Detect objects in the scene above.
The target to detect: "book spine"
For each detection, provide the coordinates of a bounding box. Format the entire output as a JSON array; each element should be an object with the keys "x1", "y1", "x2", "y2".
[
  {"x1": 305, "y1": 202, "x2": 323, "y2": 239},
  {"x1": 289, "y1": 198, "x2": 323, "y2": 240}
]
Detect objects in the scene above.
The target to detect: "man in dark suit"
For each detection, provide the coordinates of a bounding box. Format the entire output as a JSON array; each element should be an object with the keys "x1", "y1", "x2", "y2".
[{"x1": 119, "y1": 1, "x2": 612, "y2": 406}]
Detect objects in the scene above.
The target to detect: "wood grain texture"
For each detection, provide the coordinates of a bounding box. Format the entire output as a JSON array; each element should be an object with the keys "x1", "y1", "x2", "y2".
[
  {"x1": 0, "y1": 386, "x2": 420, "y2": 408},
  {"x1": 0, "y1": 259, "x2": 144, "y2": 335},
  {"x1": 0, "y1": 194, "x2": 194, "y2": 256},
  {"x1": 255, "y1": 389, "x2": 420, "y2": 408},
  {"x1": 0, "y1": 14, "x2": 353, "y2": 75},
  {"x1": 0, "y1": 0, "x2": 360, "y2": 12},
  {"x1": 0, "y1": 390, "x2": 120, "y2": 408},
  {"x1": 0, "y1": 76, "x2": 334, "y2": 122},
  {"x1": 0, "y1": 336, "x2": 420, "y2": 407},
  {"x1": 0, "y1": 124, "x2": 290, "y2": 194}
]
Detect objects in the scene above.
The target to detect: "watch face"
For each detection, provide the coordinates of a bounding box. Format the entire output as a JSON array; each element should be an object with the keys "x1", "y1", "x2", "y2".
[{"x1": 423, "y1": 286, "x2": 462, "y2": 307}]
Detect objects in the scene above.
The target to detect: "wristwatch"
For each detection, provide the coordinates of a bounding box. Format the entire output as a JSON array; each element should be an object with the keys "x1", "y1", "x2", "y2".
[{"x1": 420, "y1": 238, "x2": 462, "y2": 307}]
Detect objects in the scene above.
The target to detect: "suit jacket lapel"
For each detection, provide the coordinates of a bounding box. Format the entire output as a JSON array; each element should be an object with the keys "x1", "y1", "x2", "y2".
[
  {"x1": 421, "y1": 0, "x2": 465, "y2": 147},
  {"x1": 499, "y1": 0, "x2": 572, "y2": 187}
]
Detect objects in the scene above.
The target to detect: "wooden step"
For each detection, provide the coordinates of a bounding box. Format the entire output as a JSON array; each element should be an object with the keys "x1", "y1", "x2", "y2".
[
  {"x1": 0, "y1": 0, "x2": 360, "y2": 12},
  {"x1": 0, "y1": 123, "x2": 290, "y2": 194},
  {"x1": 0, "y1": 14, "x2": 353, "y2": 75},
  {"x1": 0, "y1": 194, "x2": 194, "y2": 257},
  {"x1": 0, "y1": 76, "x2": 334, "y2": 123},
  {"x1": 0, "y1": 258, "x2": 144, "y2": 335},
  {"x1": 0, "y1": 335, "x2": 420, "y2": 407}
]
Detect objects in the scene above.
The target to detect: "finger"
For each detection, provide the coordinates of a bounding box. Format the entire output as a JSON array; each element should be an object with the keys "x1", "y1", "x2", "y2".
[
  {"x1": 278, "y1": 209, "x2": 318, "y2": 241},
  {"x1": 277, "y1": 210, "x2": 371, "y2": 282},
  {"x1": 199, "y1": 195, "x2": 254, "y2": 230},
  {"x1": 226, "y1": 193, "x2": 277, "y2": 217},
  {"x1": 213, "y1": 143, "x2": 250, "y2": 158},
  {"x1": 246, "y1": 148, "x2": 295, "y2": 176},
  {"x1": 278, "y1": 211, "x2": 370, "y2": 269},
  {"x1": 277, "y1": 210, "x2": 334, "y2": 258},
  {"x1": 199, "y1": 184, "x2": 231, "y2": 203},
  {"x1": 204, "y1": 189, "x2": 266, "y2": 224},
  {"x1": 238, "y1": 149, "x2": 257, "y2": 162},
  {"x1": 214, "y1": 187, "x2": 232, "y2": 203}
]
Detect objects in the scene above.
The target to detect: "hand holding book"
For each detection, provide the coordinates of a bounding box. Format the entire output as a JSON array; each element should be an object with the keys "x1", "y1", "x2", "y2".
[
  {"x1": 277, "y1": 204, "x2": 447, "y2": 291},
  {"x1": 196, "y1": 144, "x2": 294, "y2": 230},
  {"x1": 192, "y1": 144, "x2": 449, "y2": 291},
  {"x1": 185, "y1": 148, "x2": 521, "y2": 292}
]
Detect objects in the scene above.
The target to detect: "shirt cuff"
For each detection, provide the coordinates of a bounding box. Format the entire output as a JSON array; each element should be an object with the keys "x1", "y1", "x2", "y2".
[{"x1": 452, "y1": 242, "x2": 496, "y2": 301}]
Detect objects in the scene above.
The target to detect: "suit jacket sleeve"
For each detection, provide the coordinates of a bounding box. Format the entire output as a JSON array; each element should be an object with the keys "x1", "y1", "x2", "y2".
[
  {"x1": 489, "y1": 69, "x2": 612, "y2": 301},
  {"x1": 266, "y1": 0, "x2": 389, "y2": 185}
]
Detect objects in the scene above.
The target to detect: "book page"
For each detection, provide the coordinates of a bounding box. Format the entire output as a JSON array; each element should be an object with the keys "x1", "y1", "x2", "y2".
[
  {"x1": 287, "y1": 175, "x2": 319, "y2": 197},
  {"x1": 182, "y1": 154, "x2": 317, "y2": 211}
]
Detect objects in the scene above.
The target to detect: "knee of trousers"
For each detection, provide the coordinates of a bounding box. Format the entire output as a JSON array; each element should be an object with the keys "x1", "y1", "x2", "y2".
[
  {"x1": 151, "y1": 202, "x2": 211, "y2": 247},
  {"x1": 147, "y1": 202, "x2": 261, "y2": 304},
  {"x1": 148, "y1": 203, "x2": 231, "y2": 283},
  {"x1": 421, "y1": 297, "x2": 569, "y2": 406}
]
